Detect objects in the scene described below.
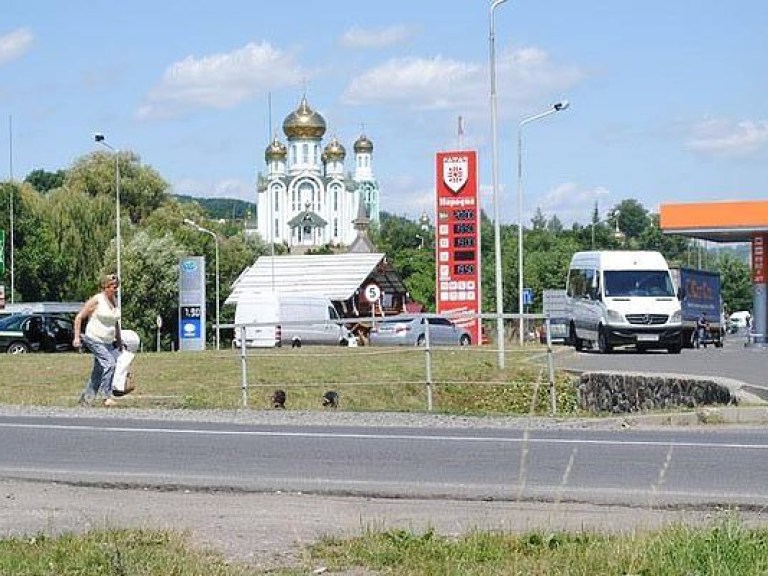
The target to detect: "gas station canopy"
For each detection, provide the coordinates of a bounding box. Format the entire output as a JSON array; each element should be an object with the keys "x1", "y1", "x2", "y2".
[{"x1": 660, "y1": 200, "x2": 768, "y2": 243}]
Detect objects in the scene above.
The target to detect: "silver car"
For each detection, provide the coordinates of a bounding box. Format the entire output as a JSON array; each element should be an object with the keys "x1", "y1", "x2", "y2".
[{"x1": 369, "y1": 315, "x2": 472, "y2": 347}]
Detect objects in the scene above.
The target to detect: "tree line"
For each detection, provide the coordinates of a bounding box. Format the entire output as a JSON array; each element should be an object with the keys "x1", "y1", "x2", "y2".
[
  {"x1": 1, "y1": 151, "x2": 266, "y2": 349},
  {"x1": 1, "y1": 152, "x2": 754, "y2": 348},
  {"x1": 372, "y1": 199, "x2": 753, "y2": 318}
]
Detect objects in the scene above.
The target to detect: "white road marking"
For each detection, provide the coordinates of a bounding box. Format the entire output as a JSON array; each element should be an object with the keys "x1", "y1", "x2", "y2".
[{"x1": 1, "y1": 422, "x2": 767, "y2": 450}]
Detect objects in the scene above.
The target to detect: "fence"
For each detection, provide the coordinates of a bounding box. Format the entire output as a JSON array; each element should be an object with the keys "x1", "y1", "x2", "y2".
[{"x1": 226, "y1": 312, "x2": 562, "y2": 414}]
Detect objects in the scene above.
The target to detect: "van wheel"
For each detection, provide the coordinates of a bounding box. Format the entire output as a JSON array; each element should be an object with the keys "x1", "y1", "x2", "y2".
[
  {"x1": 598, "y1": 327, "x2": 612, "y2": 354},
  {"x1": 291, "y1": 339, "x2": 302, "y2": 348},
  {"x1": 416, "y1": 335, "x2": 426, "y2": 346},
  {"x1": 569, "y1": 323, "x2": 583, "y2": 352},
  {"x1": 459, "y1": 334, "x2": 471, "y2": 346}
]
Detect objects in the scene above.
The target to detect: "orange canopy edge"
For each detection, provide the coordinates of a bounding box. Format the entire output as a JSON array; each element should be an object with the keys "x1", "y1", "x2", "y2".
[{"x1": 660, "y1": 200, "x2": 768, "y2": 242}]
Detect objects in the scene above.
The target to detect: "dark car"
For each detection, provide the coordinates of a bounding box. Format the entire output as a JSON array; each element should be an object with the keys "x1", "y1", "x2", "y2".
[{"x1": 0, "y1": 313, "x2": 75, "y2": 354}]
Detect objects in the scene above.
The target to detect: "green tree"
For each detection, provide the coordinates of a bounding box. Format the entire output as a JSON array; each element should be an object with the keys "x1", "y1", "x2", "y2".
[
  {"x1": 118, "y1": 230, "x2": 186, "y2": 349},
  {"x1": 3, "y1": 183, "x2": 67, "y2": 301},
  {"x1": 65, "y1": 151, "x2": 169, "y2": 225},
  {"x1": 612, "y1": 198, "x2": 650, "y2": 240},
  {"x1": 44, "y1": 186, "x2": 116, "y2": 300},
  {"x1": 24, "y1": 169, "x2": 66, "y2": 193},
  {"x1": 717, "y1": 252, "x2": 752, "y2": 313}
]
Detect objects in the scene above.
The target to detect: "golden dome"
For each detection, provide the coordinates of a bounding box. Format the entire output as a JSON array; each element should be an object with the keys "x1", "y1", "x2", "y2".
[
  {"x1": 353, "y1": 133, "x2": 373, "y2": 153},
  {"x1": 323, "y1": 137, "x2": 346, "y2": 162},
  {"x1": 282, "y1": 95, "x2": 327, "y2": 139},
  {"x1": 264, "y1": 136, "x2": 287, "y2": 162}
]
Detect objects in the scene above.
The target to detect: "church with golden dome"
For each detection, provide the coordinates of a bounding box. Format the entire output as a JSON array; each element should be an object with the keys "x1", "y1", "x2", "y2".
[{"x1": 256, "y1": 95, "x2": 381, "y2": 249}]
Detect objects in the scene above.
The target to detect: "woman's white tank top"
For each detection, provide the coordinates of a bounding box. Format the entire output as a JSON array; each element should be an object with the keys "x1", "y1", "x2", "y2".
[{"x1": 85, "y1": 293, "x2": 121, "y2": 344}]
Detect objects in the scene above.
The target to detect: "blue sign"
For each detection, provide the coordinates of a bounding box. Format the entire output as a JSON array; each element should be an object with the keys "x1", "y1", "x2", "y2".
[
  {"x1": 179, "y1": 256, "x2": 206, "y2": 351},
  {"x1": 523, "y1": 288, "x2": 534, "y2": 306},
  {"x1": 180, "y1": 317, "x2": 201, "y2": 339}
]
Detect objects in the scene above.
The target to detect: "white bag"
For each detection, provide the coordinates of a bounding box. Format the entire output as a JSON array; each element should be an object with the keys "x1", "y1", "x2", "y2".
[{"x1": 111, "y1": 348, "x2": 135, "y2": 393}]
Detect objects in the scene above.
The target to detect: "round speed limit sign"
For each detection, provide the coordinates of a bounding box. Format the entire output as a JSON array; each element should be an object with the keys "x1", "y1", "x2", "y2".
[{"x1": 363, "y1": 283, "x2": 381, "y2": 303}]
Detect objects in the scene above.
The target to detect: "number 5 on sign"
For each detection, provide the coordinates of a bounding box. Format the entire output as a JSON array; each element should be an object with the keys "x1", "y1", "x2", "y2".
[{"x1": 364, "y1": 284, "x2": 381, "y2": 303}]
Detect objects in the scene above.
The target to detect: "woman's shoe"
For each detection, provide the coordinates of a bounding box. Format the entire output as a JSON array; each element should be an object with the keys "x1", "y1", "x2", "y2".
[{"x1": 103, "y1": 398, "x2": 117, "y2": 407}]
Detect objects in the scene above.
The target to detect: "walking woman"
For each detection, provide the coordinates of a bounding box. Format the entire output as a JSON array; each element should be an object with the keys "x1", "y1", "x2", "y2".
[{"x1": 73, "y1": 273, "x2": 122, "y2": 407}]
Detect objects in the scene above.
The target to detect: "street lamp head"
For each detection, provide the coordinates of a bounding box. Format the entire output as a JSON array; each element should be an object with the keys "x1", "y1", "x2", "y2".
[
  {"x1": 553, "y1": 100, "x2": 570, "y2": 112},
  {"x1": 93, "y1": 133, "x2": 105, "y2": 142},
  {"x1": 183, "y1": 218, "x2": 196, "y2": 226}
]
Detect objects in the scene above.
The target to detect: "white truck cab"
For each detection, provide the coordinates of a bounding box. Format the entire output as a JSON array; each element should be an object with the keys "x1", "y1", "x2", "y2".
[{"x1": 565, "y1": 251, "x2": 682, "y2": 353}]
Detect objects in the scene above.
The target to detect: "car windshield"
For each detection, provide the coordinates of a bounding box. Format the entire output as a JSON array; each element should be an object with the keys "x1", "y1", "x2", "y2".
[
  {"x1": 603, "y1": 271, "x2": 675, "y2": 297},
  {"x1": 0, "y1": 315, "x2": 26, "y2": 331}
]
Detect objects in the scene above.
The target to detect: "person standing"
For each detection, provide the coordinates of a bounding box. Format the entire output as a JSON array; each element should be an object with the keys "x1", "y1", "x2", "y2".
[
  {"x1": 695, "y1": 312, "x2": 710, "y2": 349},
  {"x1": 73, "y1": 274, "x2": 122, "y2": 407}
]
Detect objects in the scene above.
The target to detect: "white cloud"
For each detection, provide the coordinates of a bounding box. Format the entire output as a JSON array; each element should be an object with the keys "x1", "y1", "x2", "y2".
[
  {"x1": 0, "y1": 28, "x2": 34, "y2": 65},
  {"x1": 343, "y1": 56, "x2": 480, "y2": 110},
  {"x1": 381, "y1": 174, "x2": 434, "y2": 219},
  {"x1": 534, "y1": 183, "x2": 611, "y2": 227},
  {"x1": 342, "y1": 46, "x2": 583, "y2": 117},
  {"x1": 137, "y1": 42, "x2": 304, "y2": 120},
  {"x1": 339, "y1": 25, "x2": 414, "y2": 49},
  {"x1": 686, "y1": 118, "x2": 768, "y2": 158}
]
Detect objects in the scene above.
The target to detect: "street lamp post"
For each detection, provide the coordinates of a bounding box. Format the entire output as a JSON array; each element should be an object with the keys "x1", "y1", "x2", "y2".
[
  {"x1": 184, "y1": 219, "x2": 220, "y2": 350},
  {"x1": 489, "y1": 0, "x2": 509, "y2": 368},
  {"x1": 517, "y1": 101, "x2": 570, "y2": 345},
  {"x1": 93, "y1": 133, "x2": 122, "y2": 310}
]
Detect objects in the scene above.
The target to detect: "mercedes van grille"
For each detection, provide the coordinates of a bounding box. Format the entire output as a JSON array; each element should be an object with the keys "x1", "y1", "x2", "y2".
[{"x1": 626, "y1": 314, "x2": 668, "y2": 325}]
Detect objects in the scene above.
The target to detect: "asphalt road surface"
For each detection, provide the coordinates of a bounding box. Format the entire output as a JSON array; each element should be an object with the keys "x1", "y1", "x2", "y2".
[
  {"x1": 2, "y1": 413, "x2": 767, "y2": 507},
  {"x1": 552, "y1": 329, "x2": 768, "y2": 399},
  {"x1": 3, "y1": 409, "x2": 768, "y2": 567}
]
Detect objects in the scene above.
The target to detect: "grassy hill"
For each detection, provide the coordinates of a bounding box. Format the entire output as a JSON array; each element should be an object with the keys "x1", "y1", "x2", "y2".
[{"x1": 173, "y1": 194, "x2": 256, "y2": 221}]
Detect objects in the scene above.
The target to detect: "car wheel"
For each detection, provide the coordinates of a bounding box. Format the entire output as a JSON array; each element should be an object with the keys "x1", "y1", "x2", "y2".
[
  {"x1": 598, "y1": 326, "x2": 612, "y2": 354},
  {"x1": 416, "y1": 334, "x2": 426, "y2": 346},
  {"x1": 7, "y1": 341, "x2": 30, "y2": 354},
  {"x1": 459, "y1": 334, "x2": 471, "y2": 346},
  {"x1": 668, "y1": 343, "x2": 682, "y2": 354}
]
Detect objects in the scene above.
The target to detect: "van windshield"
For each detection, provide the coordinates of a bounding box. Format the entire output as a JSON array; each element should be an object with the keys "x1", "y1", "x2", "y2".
[{"x1": 604, "y1": 270, "x2": 675, "y2": 297}]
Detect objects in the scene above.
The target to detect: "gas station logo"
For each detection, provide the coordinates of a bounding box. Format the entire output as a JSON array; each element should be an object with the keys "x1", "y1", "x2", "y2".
[{"x1": 442, "y1": 155, "x2": 468, "y2": 193}]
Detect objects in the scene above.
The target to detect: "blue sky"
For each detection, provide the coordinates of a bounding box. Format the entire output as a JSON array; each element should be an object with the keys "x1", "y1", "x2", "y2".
[{"x1": 2, "y1": 0, "x2": 766, "y2": 227}]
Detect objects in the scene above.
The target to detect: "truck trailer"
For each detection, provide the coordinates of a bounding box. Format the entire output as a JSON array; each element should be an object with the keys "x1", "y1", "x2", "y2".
[{"x1": 669, "y1": 267, "x2": 723, "y2": 348}]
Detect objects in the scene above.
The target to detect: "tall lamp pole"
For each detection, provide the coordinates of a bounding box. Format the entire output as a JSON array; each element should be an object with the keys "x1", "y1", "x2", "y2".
[
  {"x1": 8, "y1": 115, "x2": 14, "y2": 304},
  {"x1": 93, "y1": 133, "x2": 122, "y2": 310},
  {"x1": 517, "y1": 101, "x2": 570, "y2": 345},
  {"x1": 184, "y1": 219, "x2": 220, "y2": 350},
  {"x1": 489, "y1": 0, "x2": 509, "y2": 368}
]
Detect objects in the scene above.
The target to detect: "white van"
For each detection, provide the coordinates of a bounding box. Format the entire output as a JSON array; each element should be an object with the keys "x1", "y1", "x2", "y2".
[
  {"x1": 233, "y1": 293, "x2": 355, "y2": 348},
  {"x1": 565, "y1": 251, "x2": 682, "y2": 353}
]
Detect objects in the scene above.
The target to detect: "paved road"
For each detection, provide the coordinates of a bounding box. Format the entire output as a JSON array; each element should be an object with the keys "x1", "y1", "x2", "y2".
[
  {"x1": 552, "y1": 330, "x2": 768, "y2": 400},
  {"x1": 2, "y1": 413, "x2": 767, "y2": 508}
]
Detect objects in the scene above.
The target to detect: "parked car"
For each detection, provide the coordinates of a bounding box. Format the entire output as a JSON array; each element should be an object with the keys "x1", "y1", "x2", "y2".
[
  {"x1": 728, "y1": 310, "x2": 751, "y2": 333},
  {"x1": 369, "y1": 315, "x2": 472, "y2": 347},
  {"x1": 0, "y1": 313, "x2": 75, "y2": 354}
]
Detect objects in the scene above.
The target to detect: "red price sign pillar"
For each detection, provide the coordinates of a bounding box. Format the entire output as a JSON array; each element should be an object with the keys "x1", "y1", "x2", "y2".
[{"x1": 435, "y1": 151, "x2": 481, "y2": 345}]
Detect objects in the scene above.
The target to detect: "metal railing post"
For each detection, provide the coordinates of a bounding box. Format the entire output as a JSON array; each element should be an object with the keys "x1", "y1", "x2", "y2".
[
  {"x1": 545, "y1": 316, "x2": 557, "y2": 415},
  {"x1": 239, "y1": 325, "x2": 248, "y2": 407},
  {"x1": 424, "y1": 318, "x2": 433, "y2": 412}
]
